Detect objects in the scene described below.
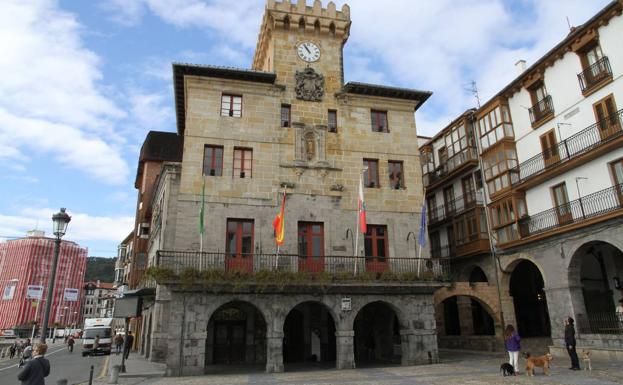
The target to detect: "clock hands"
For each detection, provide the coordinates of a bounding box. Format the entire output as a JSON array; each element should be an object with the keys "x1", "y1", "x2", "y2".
[{"x1": 303, "y1": 44, "x2": 311, "y2": 54}]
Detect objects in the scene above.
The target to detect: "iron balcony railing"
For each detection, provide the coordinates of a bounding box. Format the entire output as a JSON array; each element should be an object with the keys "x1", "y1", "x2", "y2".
[
  {"x1": 518, "y1": 184, "x2": 623, "y2": 238},
  {"x1": 578, "y1": 312, "x2": 623, "y2": 335},
  {"x1": 425, "y1": 147, "x2": 478, "y2": 186},
  {"x1": 510, "y1": 108, "x2": 623, "y2": 186},
  {"x1": 153, "y1": 251, "x2": 451, "y2": 280},
  {"x1": 528, "y1": 95, "x2": 554, "y2": 125},
  {"x1": 428, "y1": 191, "x2": 484, "y2": 226},
  {"x1": 578, "y1": 56, "x2": 612, "y2": 92}
]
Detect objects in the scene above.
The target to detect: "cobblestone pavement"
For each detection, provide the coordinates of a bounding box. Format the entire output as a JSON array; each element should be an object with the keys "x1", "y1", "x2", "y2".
[{"x1": 143, "y1": 351, "x2": 623, "y2": 385}]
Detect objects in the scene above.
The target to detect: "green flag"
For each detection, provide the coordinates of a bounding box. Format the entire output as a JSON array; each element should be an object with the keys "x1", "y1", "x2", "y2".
[{"x1": 199, "y1": 179, "x2": 205, "y2": 234}]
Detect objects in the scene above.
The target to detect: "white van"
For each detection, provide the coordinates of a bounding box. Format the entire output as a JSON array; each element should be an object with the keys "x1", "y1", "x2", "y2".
[{"x1": 82, "y1": 318, "x2": 113, "y2": 356}]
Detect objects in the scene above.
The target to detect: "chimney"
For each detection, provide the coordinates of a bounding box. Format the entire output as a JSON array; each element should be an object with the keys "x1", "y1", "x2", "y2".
[{"x1": 515, "y1": 59, "x2": 527, "y2": 75}]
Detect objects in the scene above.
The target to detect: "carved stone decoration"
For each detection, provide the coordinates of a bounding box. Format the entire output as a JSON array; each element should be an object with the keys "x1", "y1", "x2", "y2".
[
  {"x1": 295, "y1": 67, "x2": 324, "y2": 101},
  {"x1": 294, "y1": 123, "x2": 326, "y2": 163}
]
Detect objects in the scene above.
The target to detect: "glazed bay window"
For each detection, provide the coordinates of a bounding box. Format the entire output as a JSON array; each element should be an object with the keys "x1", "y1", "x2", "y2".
[
  {"x1": 482, "y1": 145, "x2": 517, "y2": 195},
  {"x1": 490, "y1": 196, "x2": 526, "y2": 244},
  {"x1": 363, "y1": 159, "x2": 379, "y2": 188},
  {"x1": 371, "y1": 110, "x2": 388, "y2": 132},
  {"x1": 221, "y1": 94, "x2": 242, "y2": 117},
  {"x1": 233, "y1": 147, "x2": 252, "y2": 178},
  {"x1": 444, "y1": 121, "x2": 476, "y2": 172},
  {"x1": 281, "y1": 104, "x2": 291, "y2": 127},
  {"x1": 478, "y1": 105, "x2": 514, "y2": 151},
  {"x1": 328, "y1": 109, "x2": 337, "y2": 133},
  {"x1": 203, "y1": 145, "x2": 224, "y2": 176},
  {"x1": 388, "y1": 160, "x2": 404, "y2": 189}
]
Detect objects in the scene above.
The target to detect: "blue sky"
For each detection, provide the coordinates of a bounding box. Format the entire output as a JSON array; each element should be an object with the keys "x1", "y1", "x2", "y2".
[{"x1": 0, "y1": 0, "x2": 611, "y2": 256}]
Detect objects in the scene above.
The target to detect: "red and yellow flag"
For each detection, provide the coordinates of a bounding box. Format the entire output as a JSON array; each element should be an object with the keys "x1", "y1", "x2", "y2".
[{"x1": 272, "y1": 191, "x2": 286, "y2": 245}]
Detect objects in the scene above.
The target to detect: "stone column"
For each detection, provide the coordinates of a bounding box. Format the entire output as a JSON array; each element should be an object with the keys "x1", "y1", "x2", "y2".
[
  {"x1": 456, "y1": 296, "x2": 474, "y2": 335},
  {"x1": 265, "y1": 331, "x2": 284, "y2": 373},
  {"x1": 499, "y1": 290, "x2": 516, "y2": 329},
  {"x1": 335, "y1": 330, "x2": 355, "y2": 369},
  {"x1": 400, "y1": 329, "x2": 438, "y2": 365},
  {"x1": 545, "y1": 285, "x2": 584, "y2": 344}
]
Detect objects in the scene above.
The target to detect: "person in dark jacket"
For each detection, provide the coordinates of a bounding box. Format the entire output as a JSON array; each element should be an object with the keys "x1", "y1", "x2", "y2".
[
  {"x1": 124, "y1": 331, "x2": 134, "y2": 359},
  {"x1": 565, "y1": 317, "x2": 580, "y2": 370},
  {"x1": 17, "y1": 343, "x2": 50, "y2": 385},
  {"x1": 504, "y1": 324, "x2": 521, "y2": 374}
]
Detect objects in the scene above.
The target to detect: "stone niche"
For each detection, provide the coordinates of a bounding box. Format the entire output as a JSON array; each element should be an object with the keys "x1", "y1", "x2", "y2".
[{"x1": 293, "y1": 122, "x2": 328, "y2": 165}]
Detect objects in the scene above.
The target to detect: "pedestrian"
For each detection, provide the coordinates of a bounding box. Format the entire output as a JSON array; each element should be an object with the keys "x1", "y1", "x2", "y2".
[
  {"x1": 504, "y1": 324, "x2": 521, "y2": 375},
  {"x1": 19, "y1": 345, "x2": 33, "y2": 368},
  {"x1": 10, "y1": 342, "x2": 17, "y2": 359},
  {"x1": 616, "y1": 299, "x2": 623, "y2": 331},
  {"x1": 17, "y1": 343, "x2": 50, "y2": 385},
  {"x1": 124, "y1": 331, "x2": 134, "y2": 360},
  {"x1": 93, "y1": 335, "x2": 100, "y2": 356},
  {"x1": 565, "y1": 317, "x2": 580, "y2": 370},
  {"x1": 114, "y1": 334, "x2": 124, "y2": 355},
  {"x1": 67, "y1": 336, "x2": 75, "y2": 353}
]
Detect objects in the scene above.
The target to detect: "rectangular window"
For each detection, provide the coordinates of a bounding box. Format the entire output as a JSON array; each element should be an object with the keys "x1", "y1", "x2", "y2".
[
  {"x1": 474, "y1": 170, "x2": 483, "y2": 190},
  {"x1": 297, "y1": 222, "x2": 324, "y2": 258},
  {"x1": 427, "y1": 196, "x2": 438, "y2": 222},
  {"x1": 328, "y1": 109, "x2": 337, "y2": 133},
  {"x1": 280, "y1": 104, "x2": 291, "y2": 127},
  {"x1": 221, "y1": 94, "x2": 242, "y2": 117},
  {"x1": 363, "y1": 159, "x2": 379, "y2": 188},
  {"x1": 233, "y1": 147, "x2": 253, "y2": 178},
  {"x1": 226, "y1": 219, "x2": 254, "y2": 265},
  {"x1": 462, "y1": 175, "x2": 476, "y2": 204},
  {"x1": 203, "y1": 145, "x2": 224, "y2": 176},
  {"x1": 477, "y1": 105, "x2": 514, "y2": 151},
  {"x1": 444, "y1": 185, "x2": 455, "y2": 215},
  {"x1": 388, "y1": 160, "x2": 404, "y2": 189},
  {"x1": 430, "y1": 231, "x2": 441, "y2": 257},
  {"x1": 552, "y1": 182, "x2": 572, "y2": 224},
  {"x1": 364, "y1": 225, "x2": 388, "y2": 260},
  {"x1": 593, "y1": 94, "x2": 620, "y2": 139},
  {"x1": 610, "y1": 158, "x2": 623, "y2": 203},
  {"x1": 370, "y1": 110, "x2": 388, "y2": 132},
  {"x1": 438, "y1": 147, "x2": 448, "y2": 166}
]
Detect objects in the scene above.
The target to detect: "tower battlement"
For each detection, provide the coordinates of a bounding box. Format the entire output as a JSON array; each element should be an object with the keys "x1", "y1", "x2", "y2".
[{"x1": 253, "y1": 0, "x2": 351, "y2": 71}]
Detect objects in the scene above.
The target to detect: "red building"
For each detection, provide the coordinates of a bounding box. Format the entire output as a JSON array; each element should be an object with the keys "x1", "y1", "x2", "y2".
[{"x1": 0, "y1": 230, "x2": 87, "y2": 330}]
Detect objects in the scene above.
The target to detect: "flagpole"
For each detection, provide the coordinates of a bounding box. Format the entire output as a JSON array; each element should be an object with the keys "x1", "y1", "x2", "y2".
[{"x1": 199, "y1": 178, "x2": 205, "y2": 271}]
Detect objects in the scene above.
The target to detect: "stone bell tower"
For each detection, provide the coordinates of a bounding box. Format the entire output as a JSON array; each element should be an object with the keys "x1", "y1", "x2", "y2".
[{"x1": 252, "y1": 0, "x2": 351, "y2": 96}]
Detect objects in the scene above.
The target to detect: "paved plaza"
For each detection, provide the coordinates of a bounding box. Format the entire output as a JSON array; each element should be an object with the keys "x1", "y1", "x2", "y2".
[{"x1": 123, "y1": 351, "x2": 623, "y2": 385}]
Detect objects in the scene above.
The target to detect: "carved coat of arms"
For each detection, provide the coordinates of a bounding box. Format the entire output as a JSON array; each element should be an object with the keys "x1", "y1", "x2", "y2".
[{"x1": 295, "y1": 67, "x2": 324, "y2": 102}]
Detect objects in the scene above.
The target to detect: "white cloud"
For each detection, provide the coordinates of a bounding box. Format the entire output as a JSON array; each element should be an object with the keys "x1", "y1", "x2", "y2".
[
  {"x1": 0, "y1": 0, "x2": 129, "y2": 184},
  {"x1": 0, "y1": 208, "x2": 134, "y2": 244}
]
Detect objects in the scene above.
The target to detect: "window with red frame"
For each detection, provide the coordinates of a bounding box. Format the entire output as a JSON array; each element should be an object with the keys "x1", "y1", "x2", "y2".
[
  {"x1": 370, "y1": 110, "x2": 388, "y2": 132},
  {"x1": 203, "y1": 145, "x2": 224, "y2": 176},
  {"x1": 226, "y1": 219, "x2": 254, "y2": 256},
  {"x1": 364, "y1": 225, "x2": 388, "y2": 260},
  {"x1": 233, "y1": 148, "x2": 253, "y2": 178},
  {"x1": 328, "y1": 109, "x2": 337, "y2": 132},
  {"x1": 363, "y1": 159, "x2": 379, "y2": 188},
  {"x1": 221, "y1": 94, "x2": 242, "y2": 117},
  {"x1": 297, "y1": 222, "x2": 324, "y2": 258}
]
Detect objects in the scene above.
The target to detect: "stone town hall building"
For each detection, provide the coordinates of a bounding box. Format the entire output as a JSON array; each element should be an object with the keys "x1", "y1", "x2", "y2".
[{"x1": 128, "y1": 0, "x2": 448, "y2": 376}]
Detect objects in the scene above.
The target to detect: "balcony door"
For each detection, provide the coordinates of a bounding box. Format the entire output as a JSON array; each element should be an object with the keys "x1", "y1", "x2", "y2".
[
  {"x1": 297, "y1": 222, "x2": 324, "y2": 273},
  {"x1": 540, "y1": 129, "x2": 560, "y2": 168},
  {"x1": 444, "y1": 186, "x2": 455, "y2": 216},
  {"x1": 551, "y1": 183, "x2": 573, "y2": 225},
  {"x1": 364, "y1": 225, "x2": 389, "y2": 272},
  {"x1": 226, "y1": 219, "x2": 254, "y2": 272},
  {"x1": 594, "y1": 95, "x2": 620, "y2": 140},
  {"x1": 611, "y1": 159, "x2": 623, "y2": 205},
  {"x1": 462, "y1": 175, "x2": 476, "y2": 208}
]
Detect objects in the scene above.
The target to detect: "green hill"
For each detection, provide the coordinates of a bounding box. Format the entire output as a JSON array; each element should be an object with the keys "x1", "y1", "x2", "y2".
[{"x1": 85, "y1": 256, "x2": 117, "y2": 283}]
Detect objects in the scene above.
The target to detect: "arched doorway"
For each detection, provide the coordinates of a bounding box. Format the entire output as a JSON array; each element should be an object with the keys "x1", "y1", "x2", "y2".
[
  {"x1": 283, "y1": 302, "x2": 336, "y2": 367},
  {"x1": 205, "y1": 301, "x2": 266, "y2": 367},
  {"x1": 440, "y1": 295, "x2": 494, "y2": 336},
  {"x1": 469, "y1": 266, "x2": 488, "y2": 283},
  {"x1": 570, "y1": 241, "x2": 623, "y2": 333},
  {"x1": 509, "y1": 260, "x2": 550, "y2": 337},
  {"x1": 354, "y1": 302, "x2": 401, "y2": 365}
]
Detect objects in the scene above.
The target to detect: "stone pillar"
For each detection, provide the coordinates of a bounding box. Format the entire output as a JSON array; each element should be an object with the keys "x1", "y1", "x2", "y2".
[
  {"x1": 265, "y1": 331, "x2": 284, "y2": 373},
  {"x1": 499, "y1": 290, "x2": 516, "y2": 329},
  {"x1": 335, "y1": 330, "x2": 355, "y2": 369},
  {"x1": 545, "y1": 285, "x2": 584, "y2": 344},
  {"x1": 456, "y1": 296, "x2": 474, "y2": 335},
  {"x1": 401, "y1": 329, "x2": 438, "y2": 365}
]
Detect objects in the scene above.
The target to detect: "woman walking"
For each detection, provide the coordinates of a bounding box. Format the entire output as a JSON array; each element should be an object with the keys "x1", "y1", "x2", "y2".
[
  {"x1": 504, "y1": 324, "x2": 521, "y2": 375},
  {"x1": 565, "y1": 317, "x2": 580, "y2": 370},
  {"x1": 17, "y1": 343, "x2": 50, "y2": 385}
]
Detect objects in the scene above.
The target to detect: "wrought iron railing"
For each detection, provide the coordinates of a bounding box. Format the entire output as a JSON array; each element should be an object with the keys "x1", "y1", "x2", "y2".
[
  {"x1": 578, "y1": 56, "x2": 612, "y2": 92},
  {"x1": 529, "y1": 95, "x2": 554, "y2": 124},
  {"x1": 425, "y1": 147, "x2": 478, "y2": 186},
  {"x1": 153, "y1": 251, "x2": 451, "y2": 280},
  {"x1": 578, "y1": 312, "x2": 623, "y2": 335},
  {"x1": 510, "y1": 108, "x2": 623, "y2": 186},
  {"x1": 518, "y1": 184, "x2": 623, "y2": 237}
]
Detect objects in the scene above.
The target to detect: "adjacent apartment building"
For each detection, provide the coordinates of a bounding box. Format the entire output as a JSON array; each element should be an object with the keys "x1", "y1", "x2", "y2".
[
  {"x1": 125, "y1": 0, "x2": 450, "y2": 376},
  {"x1": 423, "y1": 0, "x2": 623, "y2": 353},
  {"x1": 0, "y1": 230, "x2": 87, "y2": 331}
]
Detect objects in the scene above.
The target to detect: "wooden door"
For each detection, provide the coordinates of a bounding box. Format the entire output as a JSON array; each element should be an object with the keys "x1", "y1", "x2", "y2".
[
  {"x1": 552, "y1": 183, "x2": 573, "y2": 225},
  {"x1": 540, "y1": 130, "x2": 559, "y2": 167},
  {"x1": 610, "y1": 159, "x2": 623, "y2": 205},
  {"x1": 213, "y1": 321, "x2": 246, "y2": 364},
  {"x1": 225, "y1": 219, "x2": 254, "y2": 272},
  {"x1": 594, "y1": 95, "x2": 620, "y2": 140},
  {"x1": 364, "y1": 225, "x2": 389, "y2": 273},
  {"x1": 297, "y1": 222, "x2": 324, "y2": 273}
]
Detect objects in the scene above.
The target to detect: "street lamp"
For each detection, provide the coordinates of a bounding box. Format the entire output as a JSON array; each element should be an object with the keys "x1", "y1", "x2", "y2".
[{"x1": 40, "y1": 208, "x2": 71, "y2": 343}]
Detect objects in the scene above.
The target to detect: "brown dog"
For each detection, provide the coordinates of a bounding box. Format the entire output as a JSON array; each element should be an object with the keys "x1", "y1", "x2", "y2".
[
  {"x1": 582, "y1": 350, "x2": 592, "y2": 371},
  {"x1": 524, "y1": 352, "x2": 553, "y2": 376}
]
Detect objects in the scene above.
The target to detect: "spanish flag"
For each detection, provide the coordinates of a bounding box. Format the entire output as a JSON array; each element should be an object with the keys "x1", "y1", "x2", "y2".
[{"x1": 272, "y1": 191, "x2": 286, "y2": 245}]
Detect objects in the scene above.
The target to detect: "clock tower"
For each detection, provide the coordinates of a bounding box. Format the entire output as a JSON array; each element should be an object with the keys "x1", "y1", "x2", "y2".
[{"x1": 252, "y1": 0, "x2": 351, "y2": 111}]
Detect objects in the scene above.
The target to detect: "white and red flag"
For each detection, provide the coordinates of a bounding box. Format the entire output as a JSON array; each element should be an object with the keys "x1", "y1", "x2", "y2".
[{"x1": 358, "y1": 175, "x2": 367, "y2": 233}]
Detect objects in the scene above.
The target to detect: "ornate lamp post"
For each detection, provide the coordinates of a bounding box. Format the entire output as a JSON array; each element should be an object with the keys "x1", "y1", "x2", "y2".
[{"x1": 40, "y1": 208, "x2": 71, "y2": 343}]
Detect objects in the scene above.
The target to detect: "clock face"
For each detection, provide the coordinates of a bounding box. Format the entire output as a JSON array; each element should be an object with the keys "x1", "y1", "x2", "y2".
[{"x1": 297, "y1": 42, "x2": 321, "y2": 63}]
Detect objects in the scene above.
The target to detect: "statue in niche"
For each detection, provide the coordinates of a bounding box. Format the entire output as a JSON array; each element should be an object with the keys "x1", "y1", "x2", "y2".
[{"x1": 305, "y1": 133, "x2": 316, "y2": 161}]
